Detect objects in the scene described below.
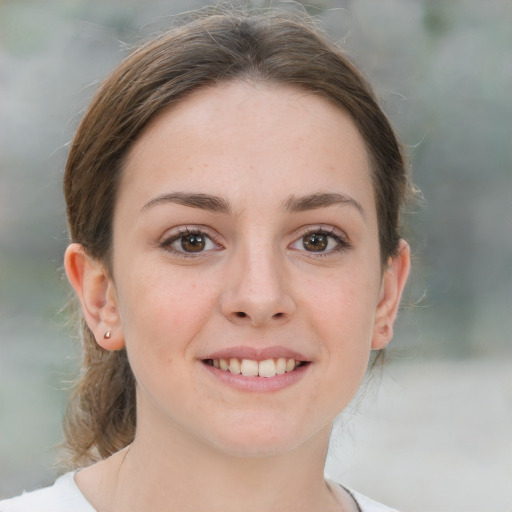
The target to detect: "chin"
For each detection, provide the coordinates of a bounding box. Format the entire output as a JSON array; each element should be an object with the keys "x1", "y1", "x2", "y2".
[{"x1": 199, "y1": 415, "x2": 322, "y2": 459}]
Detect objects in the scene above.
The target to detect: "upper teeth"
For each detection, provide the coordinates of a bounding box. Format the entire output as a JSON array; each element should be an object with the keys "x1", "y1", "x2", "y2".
[{"x1": 211, "y1": 358, "x2": 299, "y2": 378}]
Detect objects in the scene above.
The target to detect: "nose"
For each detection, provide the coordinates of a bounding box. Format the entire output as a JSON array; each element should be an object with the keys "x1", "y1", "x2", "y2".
[{"x1": 220, "y1": 243, "x2": 296, "y2": 327}]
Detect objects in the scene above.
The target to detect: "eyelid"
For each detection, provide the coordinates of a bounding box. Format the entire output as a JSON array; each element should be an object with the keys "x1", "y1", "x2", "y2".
[
  {"x1": 289, "y1": 225, "x2": 352, "y2": 255},
  {"x1": 159, "y1": 225, "x2": 224, "y2": 257},
  {"x1": 158, "y1": 224, "x2": 350, "y2": 258}
]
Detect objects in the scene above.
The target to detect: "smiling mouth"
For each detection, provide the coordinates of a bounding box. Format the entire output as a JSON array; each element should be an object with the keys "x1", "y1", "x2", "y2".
[{"x1": 203, "y1": 358, "x2": 308, "y2": 378}]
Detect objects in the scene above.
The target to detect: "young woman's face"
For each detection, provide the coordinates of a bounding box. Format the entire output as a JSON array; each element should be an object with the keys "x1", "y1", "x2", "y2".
[{"x1": 108, "y1": 81, "x2": 398, "y2": 456}]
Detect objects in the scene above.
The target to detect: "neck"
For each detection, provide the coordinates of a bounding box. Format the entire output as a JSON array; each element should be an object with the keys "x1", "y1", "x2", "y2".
[
  {"x1": 75, "y1": 397, "x2": 354, "y2": 512},
  {"x1": 77, "y1": 414, "x2": 344, "y2": 512},
  {"x1": 112, "y1": 425, "x2": 337, "y2": 512}
]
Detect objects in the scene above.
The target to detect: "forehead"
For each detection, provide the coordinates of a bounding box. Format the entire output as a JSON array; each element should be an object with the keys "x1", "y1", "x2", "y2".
[{"x1": 120, "y1": 81, "x2": 374, "y2": 216}]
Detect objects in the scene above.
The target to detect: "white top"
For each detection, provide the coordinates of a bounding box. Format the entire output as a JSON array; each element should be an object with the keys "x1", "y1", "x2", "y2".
[
  {"x1": 0, "y1": 473, "x2": 399, "y2": 512},
  {"x1": 0, "y1": 473, "x2": 93, "y2": 512}
]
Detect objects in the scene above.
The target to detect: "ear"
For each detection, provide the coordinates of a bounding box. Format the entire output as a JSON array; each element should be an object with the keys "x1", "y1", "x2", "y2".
[
  {"x1": 64, "y1": 243, "x2": 125, "y2": 351},
  {"x1": 371, "y1": 239, "x2": 411, "y2": 350}
]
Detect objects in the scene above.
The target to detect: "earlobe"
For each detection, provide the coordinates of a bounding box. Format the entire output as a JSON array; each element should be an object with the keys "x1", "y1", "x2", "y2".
[
  {"x1": 371, "y1": 239, "x2": 411, "y2": 350},
  {"x1": 64, "y1": 243, "x2": 125, "y2": 351}
]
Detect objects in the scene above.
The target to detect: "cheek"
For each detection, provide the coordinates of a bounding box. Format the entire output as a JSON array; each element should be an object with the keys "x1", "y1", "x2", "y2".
[
  {"x1": 116, "y1": 264, "x2": 218, "y2": 361},
  {"x1": 116, "y1": 270, "x2": 219, "y2": 408},
  {"x1": 302, "y1": 264, "x2": 380, "y2": 372},
  {"x1": 304, "y1": 261, "x2": 380, "y2": 327}
]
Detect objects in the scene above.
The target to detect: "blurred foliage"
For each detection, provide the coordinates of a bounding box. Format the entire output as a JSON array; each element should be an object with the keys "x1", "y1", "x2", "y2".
[{"x1": 422, "y1": 0, "x2": 453, "y2": 37}]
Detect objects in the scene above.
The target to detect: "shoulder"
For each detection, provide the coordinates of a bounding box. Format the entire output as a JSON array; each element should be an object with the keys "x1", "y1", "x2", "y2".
[
  {"x1": 327, "y1": 479, "x2": 400, "y2": 512},
  {"x1": 0, "y1": 473, "x2": 96, "y2": 512}
]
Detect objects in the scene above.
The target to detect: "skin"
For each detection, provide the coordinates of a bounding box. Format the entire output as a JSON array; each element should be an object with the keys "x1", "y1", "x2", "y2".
[{"x1": 65, "y1": 81, "x2": 410, "y2": 512}]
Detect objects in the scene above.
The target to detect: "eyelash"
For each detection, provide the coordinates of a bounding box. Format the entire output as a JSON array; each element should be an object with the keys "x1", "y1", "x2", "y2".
[
  {"x1": 159, "y1": 227, "x2": 222, "y2": 258},
  {"x1": 290, "y1": 226, "x2": 352, "y2": 257},
  {"x1": 159, "y1": 226, "x2": 351, "y2": 258}
]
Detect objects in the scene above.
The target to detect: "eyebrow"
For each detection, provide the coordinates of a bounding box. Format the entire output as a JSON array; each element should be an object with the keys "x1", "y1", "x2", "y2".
[
  {"x1": 141, "y1": 192, "x2": 231, "y2": 214},
  {"x1": 141, "y1": 191, "x2": 364, "y2": 219},
  {"x1": 282, "y1": 192, "x2": 365, "y2": 218}
]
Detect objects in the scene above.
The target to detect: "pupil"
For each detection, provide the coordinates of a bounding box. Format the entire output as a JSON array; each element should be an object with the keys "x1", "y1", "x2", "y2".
[
  {"x1": 303, "y1": 233, "x2": 328, "y2": 252},
  {"x1": 181, "y1": 234, "x2": 205, "y2": 252}
]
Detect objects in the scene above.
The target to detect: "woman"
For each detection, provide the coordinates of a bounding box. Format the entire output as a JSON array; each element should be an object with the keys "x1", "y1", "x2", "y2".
[{"x1": 1, "y1": 7, "x2": 411, "y2": 512}]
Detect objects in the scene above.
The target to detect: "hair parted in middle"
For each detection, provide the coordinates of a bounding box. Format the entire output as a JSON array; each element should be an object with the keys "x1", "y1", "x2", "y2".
[{"x1": 62, "y1": 5, "x2": 411, "y2": 468}]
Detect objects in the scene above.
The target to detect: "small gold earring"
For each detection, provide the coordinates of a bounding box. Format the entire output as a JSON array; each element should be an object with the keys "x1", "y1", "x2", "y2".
[{"x1": 104, "y1": 330, "x2": 112, "y2": 339}]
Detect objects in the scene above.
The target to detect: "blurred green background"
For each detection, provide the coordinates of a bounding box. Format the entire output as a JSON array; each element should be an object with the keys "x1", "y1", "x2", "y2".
[{"x1": 1, "y1": 0, "x2": 511, "y2": 510}]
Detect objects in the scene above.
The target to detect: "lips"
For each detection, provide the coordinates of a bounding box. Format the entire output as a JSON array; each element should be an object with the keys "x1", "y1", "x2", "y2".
[
  {"x1": 204, "y1": 357, "x2": 306, "y2": 378},
  {"x1": 200, "y1": 346, "x2": 311, "y2": 392}
]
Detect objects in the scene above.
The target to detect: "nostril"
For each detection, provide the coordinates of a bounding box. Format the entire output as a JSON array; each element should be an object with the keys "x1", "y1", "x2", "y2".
[
  {"x1": 235, "y1": 312, "x2": 247, "y2": 318},
  {"x1": 273, "y1": 312, "x2": 284, "y2": 319}
]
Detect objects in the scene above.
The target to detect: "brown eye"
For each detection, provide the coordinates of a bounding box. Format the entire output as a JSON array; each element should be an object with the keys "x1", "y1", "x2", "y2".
[
  {"x1": 180, "y1": 233, "x2": 206, "y2": 252},
  {"x1": 162, "y1": 229, "x2": 219, "y2": 256},
  {"x1": 302, "y1": 233, "x2": 328, "y2": 252},
  {"x1": 289, "y1": 228, "x2": 350, "y2": 255}
]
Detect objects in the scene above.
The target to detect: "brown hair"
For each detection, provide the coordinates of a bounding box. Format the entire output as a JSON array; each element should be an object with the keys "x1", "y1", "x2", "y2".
[{"x1": 63, "y1": 6, "x2": 411, "y2": 468}]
